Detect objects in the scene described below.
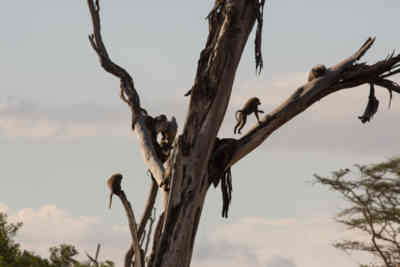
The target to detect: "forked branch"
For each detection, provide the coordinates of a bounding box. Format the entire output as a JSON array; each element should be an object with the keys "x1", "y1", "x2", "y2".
[{"x1": 87, "y1": 0, "x2": 142, "y2": 114}]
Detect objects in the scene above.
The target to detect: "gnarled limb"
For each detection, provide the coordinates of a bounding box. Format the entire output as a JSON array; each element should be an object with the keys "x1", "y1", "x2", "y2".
[
  {"x1": 117, "y1": 190, "x2": 143, "y2": 267},
  {"x1": 228, "y1": 38, "x2": 400, "y2": 166},
  {"x1": 87, "y1": 0, "x2": 168, "y2": 193}
]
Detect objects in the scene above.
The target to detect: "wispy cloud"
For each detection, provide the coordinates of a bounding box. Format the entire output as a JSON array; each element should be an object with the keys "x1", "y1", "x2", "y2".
[
  {"x1": 2, "y1": 73, "x2": 399, "y2": 156},
  {"x1": 0, "y1": 97, "x2": 131, "y2": 139}
]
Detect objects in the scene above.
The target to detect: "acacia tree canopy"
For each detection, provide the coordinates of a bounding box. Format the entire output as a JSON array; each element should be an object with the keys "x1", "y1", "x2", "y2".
[
  {"x1": 85, "y1": 1, "x2": 400, "y2": 266},
  {"x1": 314, "y1": 158, "x2": 400, "y2": 267}
]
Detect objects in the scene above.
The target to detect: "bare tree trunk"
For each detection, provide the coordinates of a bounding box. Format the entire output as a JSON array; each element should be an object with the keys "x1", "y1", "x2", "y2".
[{"x1": 86, "y1": 1, "x2": 400, "y2": 267}]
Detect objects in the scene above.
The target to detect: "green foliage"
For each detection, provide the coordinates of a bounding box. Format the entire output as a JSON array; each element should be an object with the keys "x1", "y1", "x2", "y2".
[
  {"x1": 0, "y1": 212, "x2": 23, "y2": 266},
  {"x1": 0, "y1": 212, "x2": 114, "y2": 267},
  {"x1": 314, "y1": 157, "x2": 400, "y2": 267},
  {"x1": 49, "y1": 244, "x2": 80, "y2": 267}
]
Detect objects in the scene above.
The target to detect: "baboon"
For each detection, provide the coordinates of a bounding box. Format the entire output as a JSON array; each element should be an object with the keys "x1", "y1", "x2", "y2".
[
  {"x1": 145, "y1": 114, "x2": 177, "y2": 162},
  {"x1": 145, "y1": 115, "x2": 168, "y2": 159},
  {"x1": 107, "y1": 173, "x2": 123, "y2": 209},
  {"x1": 151, "y1": 114, "x2": 169, "y2": 135},
  {"x1": 234, "y1": 97, "x2": 264, "y2": 134},
  {"x1": 307, "y1": 64, "x2": 327, "y2": 81},
  {"x1": 160, "y1": 116, "x2": 177, "y2": 151}
]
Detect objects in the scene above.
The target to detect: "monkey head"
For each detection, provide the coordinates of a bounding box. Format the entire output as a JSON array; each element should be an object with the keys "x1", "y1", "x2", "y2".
[
  {"x1": 308, "y1": 64, "x2": 327, "y2": 81},
  {"x1": 153, "y1": 115, "x2": 169, "y2": 133},
  {"x1": 107, "y1": 173, "x2": 123, "y2": 209}
]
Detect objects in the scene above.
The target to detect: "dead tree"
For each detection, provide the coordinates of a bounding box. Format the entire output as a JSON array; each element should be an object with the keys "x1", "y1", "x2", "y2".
[{"x1": 86, "y1": 1, "x2": 400, "y2": 266}]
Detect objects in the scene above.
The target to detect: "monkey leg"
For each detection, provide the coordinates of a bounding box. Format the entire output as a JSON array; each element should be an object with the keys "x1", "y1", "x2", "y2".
[
  {"x1": 234, "y1": 122, "x2": 240, "y2": 134},
  {"x1": 255, "y1": 111, "x2": 261, "y2": 124},
  {"x1": 109, "y1": 193, "x2": 113, "y2": 209},
  {"x1": 237, "y1": 116, "x2": 247, "y2": 134},
  {"x1": 234, "y1": 120, "x2": 245, "y2": 134}
]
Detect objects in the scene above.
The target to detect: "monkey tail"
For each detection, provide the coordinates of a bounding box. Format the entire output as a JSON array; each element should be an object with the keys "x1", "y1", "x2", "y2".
[
  {"x1": 235, "y1": 110, "x2": 242, "y2": 122},
  {"x1": 109, "y1": 194, "x2": 113, "y2": 209}
]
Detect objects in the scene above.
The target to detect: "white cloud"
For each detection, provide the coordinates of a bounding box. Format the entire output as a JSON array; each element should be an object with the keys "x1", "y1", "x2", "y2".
[
  {"x1": 5, "y1": 205, "x2": 129, "y2": 266},
  {"x1": 0, "y1": 204, "x2": 379, "y2": 267},
  {"x1": 193, "y1": 217, "x2": 373, "y2": 267}
]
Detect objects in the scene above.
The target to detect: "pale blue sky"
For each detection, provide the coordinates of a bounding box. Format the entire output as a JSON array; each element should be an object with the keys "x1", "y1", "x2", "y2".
[{"x1": 1, "y1": 1, "x2": 400, "y2": 266}]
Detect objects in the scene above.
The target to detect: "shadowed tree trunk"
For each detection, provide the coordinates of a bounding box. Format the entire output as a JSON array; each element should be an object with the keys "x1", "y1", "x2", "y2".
[{"x1": 86, "y1": 1, "x2": 400, "y2": 266}]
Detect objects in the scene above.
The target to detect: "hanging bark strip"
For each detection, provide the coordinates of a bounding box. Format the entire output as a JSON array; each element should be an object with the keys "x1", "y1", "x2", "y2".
[
  {"x1": 221, "y1": 168, "x2": 233, "y2": 218},
  {"x1": 358, "y1": 83, "x2": 379, "y2": 123},
  {"x1": 255, "y1": 0, "x2": 266, "y2": 74}
]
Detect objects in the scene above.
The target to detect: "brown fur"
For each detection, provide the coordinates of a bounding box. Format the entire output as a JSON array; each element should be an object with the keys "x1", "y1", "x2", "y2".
[
  {"x1": 308, "y1": 64, "x2": 327, "y2": 81},
  {"x1": 234, "y1": 97, "x2": 264, "y2": 134},
  {"x1": 160, "y1": 116, "x2": 177, "y2": 150},
  {"x1": 107, "y1": 173, "x2": 123, "y2": 209}
]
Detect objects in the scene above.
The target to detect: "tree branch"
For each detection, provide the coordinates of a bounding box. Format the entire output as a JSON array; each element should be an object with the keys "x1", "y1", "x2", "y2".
[
  {"x1": 181, "y1": 0, "x2": 259, "y2": 175},
  {"x1": 144, "y1": 208, "x2": 156, "y2": 259},
  {"x1": 117, "y1": 190, "x2": 143, "y2": 267},
  {"x1": 87, "y1": 0, "x2": 168, "y2": 191},
  {"x1": 228, "y1": 37, "x2": 400, "y2": 166},
  {"x1": 125, "y1": 179, "x2": 158, "y2": 266},
  {"x1": 87, "y1": 0, "x2": 141, "y2": 111}
]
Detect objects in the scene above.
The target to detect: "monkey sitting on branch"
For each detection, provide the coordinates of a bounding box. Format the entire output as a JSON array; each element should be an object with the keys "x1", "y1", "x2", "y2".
[
  {"x1": 145, "y1": 114, "x2": 170, "y2": 162},
  {"x1": 159, "y1": 116, "x2": 177, "y2": 157},
  {"x1": 234, "y1": 97, "x2": 264, "y2": 134},
  {"x1": 307, "y1": 64, "x2": 327, "y2": 81},
  {"x1": 145, "y1": 114, "x2": 178, "y2": 162},
  {"x1": 107, "y1": 173, "x2": 123, "y2": 209}
]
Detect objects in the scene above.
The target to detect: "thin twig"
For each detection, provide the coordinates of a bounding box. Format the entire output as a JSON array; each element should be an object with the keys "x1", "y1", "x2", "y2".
[{"x1": 144, "y1": 208, "x2": 156, "y2": 257}]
